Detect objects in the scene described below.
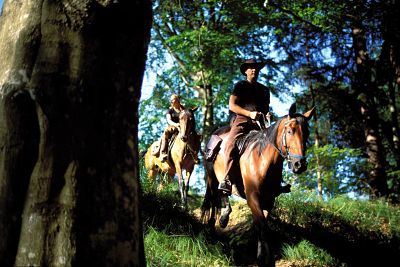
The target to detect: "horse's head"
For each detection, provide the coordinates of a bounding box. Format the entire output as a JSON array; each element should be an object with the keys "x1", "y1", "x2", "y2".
[
  {"x1": 282, "y1": 103, "x2": 315, "y2": 174},
  {"x1": 178, "y1": 106, "x2": 198, "y2": 142}
]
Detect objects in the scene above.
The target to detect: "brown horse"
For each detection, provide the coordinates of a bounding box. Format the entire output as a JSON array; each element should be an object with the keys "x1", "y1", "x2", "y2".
[
  {"x1": 201, "y1": 103, "x2": 315, "y2": 267},
  {"x1": 144, "y1": 107, "x2": 200, "y2": 207}
]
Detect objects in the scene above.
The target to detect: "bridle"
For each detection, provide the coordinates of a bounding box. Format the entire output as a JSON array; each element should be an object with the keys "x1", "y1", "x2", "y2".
[
  {"x1": 178, "y1": 110, "x2": 192, "y2": 140},
  {"x1": 274, "y1": 117, "x2": 306, "y2": 164},
  {"x1": 179, "y1": 110, "x2": 197, "y2": 160}
]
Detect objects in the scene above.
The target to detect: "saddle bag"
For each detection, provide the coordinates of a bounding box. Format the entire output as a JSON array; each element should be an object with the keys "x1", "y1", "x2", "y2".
[
  {"x1": 205, "y1": 134, "x2": 223, "y2": 162},
  {"x1": 151, "y1": 140, "x2": 161, "y2": 156}
]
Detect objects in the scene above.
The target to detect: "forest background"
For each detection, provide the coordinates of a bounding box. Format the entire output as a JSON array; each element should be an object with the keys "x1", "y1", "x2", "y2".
[
  {"x1": 139, "y1": 0, "x2": 400, "y2": 203},
  {"x1": 0, "y1": 1, "x2": 399, "y2": 266}
]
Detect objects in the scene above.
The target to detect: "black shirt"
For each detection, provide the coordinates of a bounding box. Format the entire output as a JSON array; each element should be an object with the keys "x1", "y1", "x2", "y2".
[
  {"x1": 166, "y1": 108, "x2": 180, "y2": 124},
  {"x1": 230, "y1": 80, "x2": 270, "y2": 117}
]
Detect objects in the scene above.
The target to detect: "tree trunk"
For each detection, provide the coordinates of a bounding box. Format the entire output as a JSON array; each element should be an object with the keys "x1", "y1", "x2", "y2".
[
  {"x1": 382, "y1": 1, "x2": 400, "y2": 168},
  {"x1": 352, "y1": 22, "x2": 389, "y2": 198},
  {"x1": 305, "y1": 34, "x2": 323, "y2": 198},
  {"x1": 0, "y1": 0, "x2": 151, "y2": 266}
]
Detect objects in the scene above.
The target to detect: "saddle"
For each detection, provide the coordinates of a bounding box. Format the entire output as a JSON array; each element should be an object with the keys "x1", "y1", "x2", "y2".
[
  {"x1": 151, "y1": 134, "x2": 178, "y2": 157},
  {"x1": 205, "y1": 127, "x2": 259, "y2": 162},
  {"x1": 205, "y1": 126, "x2": 229, "y2": 162},
  {"x1": 205, "y1": 118, "x2": 268, "y2": 162}
]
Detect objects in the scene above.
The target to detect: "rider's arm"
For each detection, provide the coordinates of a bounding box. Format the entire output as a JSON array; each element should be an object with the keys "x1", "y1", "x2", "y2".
[
  {"x1": 229, "y1": 95, "x2": 260, "y2": 120},
  {"x1": 166, "y1": 113, "x2": 179, "y2": 127}
]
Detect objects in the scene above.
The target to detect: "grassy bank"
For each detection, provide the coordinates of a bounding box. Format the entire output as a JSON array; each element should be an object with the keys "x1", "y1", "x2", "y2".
[{"x1": 141, "y1": 180, "x2": 400, "y2": 266}]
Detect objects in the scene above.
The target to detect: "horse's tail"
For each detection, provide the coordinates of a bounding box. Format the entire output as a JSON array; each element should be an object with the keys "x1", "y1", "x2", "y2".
[
  {"x1": 139, "y1": 149, "x2": 147, "y2": 158},
  {"x1": 200, "y1": 161, "x2": 220, "y2": 227}
]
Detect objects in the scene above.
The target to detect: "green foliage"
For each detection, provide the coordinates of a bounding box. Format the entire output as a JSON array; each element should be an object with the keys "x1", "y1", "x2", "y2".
[
  {"x1": 285, "y1": 144, "x2": 368, "y2": 198},
  {"x1": 142, "y1": 0, "x2": 400, "y2": 200}
]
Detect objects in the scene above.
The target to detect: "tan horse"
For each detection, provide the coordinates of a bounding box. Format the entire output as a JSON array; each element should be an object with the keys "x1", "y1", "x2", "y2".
[
  {"x1": 144, "y1": 107, "x2": 200, "y2": 207},
  {"x1": 201, "y1": 103, "x2": 315, "y2": 267}
]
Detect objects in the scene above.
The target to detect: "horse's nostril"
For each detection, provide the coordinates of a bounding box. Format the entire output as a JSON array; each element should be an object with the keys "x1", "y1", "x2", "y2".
[
  {"x1": 294, "y1": 161, "x2": 301, "y2": 169},
  {"x1": 181, "y1": 136, "x2": 187, "y2": 142}
]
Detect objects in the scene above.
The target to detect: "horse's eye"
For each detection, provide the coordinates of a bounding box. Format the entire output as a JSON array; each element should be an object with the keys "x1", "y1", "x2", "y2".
[{"x1": 287, "y1": 128, "x2": 294, "y2": 135}]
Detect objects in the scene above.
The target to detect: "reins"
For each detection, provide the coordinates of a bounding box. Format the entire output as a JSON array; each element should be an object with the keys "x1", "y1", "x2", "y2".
[{"x1": 184, "y1": 132, "x2": 198, "y2": 161}]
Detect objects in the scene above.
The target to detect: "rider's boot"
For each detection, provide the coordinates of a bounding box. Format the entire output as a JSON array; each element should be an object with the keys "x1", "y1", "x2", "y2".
[
  {"x1": 218, "y1": 176, "x2": 232, "y2": 195},
  {"x1": 158, "y1": 136, "x2": 168, "y2": 162}
]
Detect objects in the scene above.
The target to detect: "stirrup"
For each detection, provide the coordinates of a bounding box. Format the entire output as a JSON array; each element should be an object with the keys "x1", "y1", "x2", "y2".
[{"x1": 218, "y1": 180, "x2": 232, "y2": 193}]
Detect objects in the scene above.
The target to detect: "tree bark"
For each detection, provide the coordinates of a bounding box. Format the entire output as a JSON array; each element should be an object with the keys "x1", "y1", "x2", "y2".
[
  {"x1": 304, "y1": 33, "x2": 323, "y2": 198},
  {"x1": 381, "y1": 0, "x2": 400, "y2": 168},
  {"x1": 0, "y1": 0, "x2": 151, "y2": 266},
  {"x1": 352, "y1": 22, "x2": 389, "y2": 198}
]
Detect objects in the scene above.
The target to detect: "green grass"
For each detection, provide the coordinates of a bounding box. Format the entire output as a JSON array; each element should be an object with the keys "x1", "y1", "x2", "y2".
[
  {"x1": 282, "y1": 240, "x2": 338, "y2": 267},
  {"x1": 274, "y1": 189, "x2": 400, "y2": 239},
  {"x1": 140, "y1": 158, "x2": 400, "y2": 266},
  {"x1": 145, "y1": 226, "x2": 231, "y2": 267},
  {"x1": 141, "y1": 172, "x2": 232, "y2": 267},
  {"x1": 271, "y1": 189, "x2": 400, "y2": 266}
]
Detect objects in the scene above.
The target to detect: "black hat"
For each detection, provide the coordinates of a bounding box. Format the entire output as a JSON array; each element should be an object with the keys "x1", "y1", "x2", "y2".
[{"x1": 240, "y1": 58, "x2": 266, "y2": 75}]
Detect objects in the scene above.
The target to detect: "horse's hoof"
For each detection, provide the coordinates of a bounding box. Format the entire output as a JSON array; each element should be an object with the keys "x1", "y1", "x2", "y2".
[
  {"x1": 280, "y1": 184, "x2": 291, "y2": 193},
  {"x1": 219, "y1": 206, "x2": 232, "y2": 228},
  {"x1": 219, "y1": 214, "x2": 229, "y2": 228}
]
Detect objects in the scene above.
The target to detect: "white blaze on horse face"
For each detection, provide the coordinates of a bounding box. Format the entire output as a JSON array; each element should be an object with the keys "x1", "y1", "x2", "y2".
[
  {"x1": 179, "y1": 118, "x2": 186, "y2": 140},
  {"x1": 285, "y1": 119, "x2": 305, "y2": 158},
  {"x1": 178, "y1": 110, "x2": 194, "y2": 141}
]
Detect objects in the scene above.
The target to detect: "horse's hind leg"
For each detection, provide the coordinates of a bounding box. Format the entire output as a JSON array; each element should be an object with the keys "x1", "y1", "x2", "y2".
[
  {"x1": 201, "y1": 165, "x2": 219, "y2": 231},
  {"x1": 147, "y1": 166, "x2": 157, "y2": 186}
]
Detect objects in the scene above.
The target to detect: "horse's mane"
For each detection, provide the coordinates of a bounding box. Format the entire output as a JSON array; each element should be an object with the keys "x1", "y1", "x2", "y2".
[{"x1": 241, "y1": 113, "x2": 309, "y2": 155}]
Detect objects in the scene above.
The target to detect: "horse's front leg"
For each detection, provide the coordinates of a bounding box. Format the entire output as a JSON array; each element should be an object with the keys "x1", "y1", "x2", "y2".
[
  {"x1": 219, "y1": 193, "x2": 231, "y2": 228},
  {"x1": 183, "y1": 170, "x2": 192, "y2": 206},
  {"x1": 247, "y1": 193, "x2": 275, "y2": 267},
  {"x1": 175, "y1": 165, "x2": 186, "y2": 208}
]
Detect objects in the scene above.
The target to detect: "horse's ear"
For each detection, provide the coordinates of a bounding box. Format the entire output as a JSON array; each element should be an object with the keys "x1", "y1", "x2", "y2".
[
  {"x1": 288, "y1": 103, "x2": 297, "y2": 118},
  {"x1": 191, "y1": 106, "x2": 199, "y2": 112},
  {"x1": 303, "y1": 106, "x2": 316, "y2": 121}
]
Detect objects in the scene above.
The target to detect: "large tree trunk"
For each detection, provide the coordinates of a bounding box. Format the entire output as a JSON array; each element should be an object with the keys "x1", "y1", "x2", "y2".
[
  {"x1": 0, "y1": 0, "x2": 151, "y2": 266},
  {"x1": 381, "y1": 1, "x2": 400, "y2": 168},
  {"x1": 352, "y1": 22, "x2": 389, "y2": 198}
]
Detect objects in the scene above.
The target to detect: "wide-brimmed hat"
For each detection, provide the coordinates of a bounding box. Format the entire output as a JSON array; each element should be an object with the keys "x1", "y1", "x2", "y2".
[{"x1": 240, "y1": 58, "x2": 266, "y2": 75}]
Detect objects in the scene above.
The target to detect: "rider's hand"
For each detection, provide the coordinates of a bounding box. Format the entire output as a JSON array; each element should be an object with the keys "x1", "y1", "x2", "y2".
[{"x1": 249, "y1": 111, "x2": 261, "y2": 120}]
